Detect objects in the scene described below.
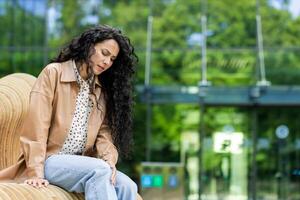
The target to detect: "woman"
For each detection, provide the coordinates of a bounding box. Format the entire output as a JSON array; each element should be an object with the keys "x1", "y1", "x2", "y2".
[{"x1": 0, "y1": 25, "x2": 140, "y2": 200}]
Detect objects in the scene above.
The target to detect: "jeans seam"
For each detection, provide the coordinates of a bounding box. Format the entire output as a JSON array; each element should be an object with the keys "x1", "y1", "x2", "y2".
[{"x1": 87, "y1": 176, "x2": 103, "y2": 199}]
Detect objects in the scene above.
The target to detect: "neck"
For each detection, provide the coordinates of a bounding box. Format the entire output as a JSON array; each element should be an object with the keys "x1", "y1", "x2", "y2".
[{"x1": 79, "y1": 62, "x2": 88, "y2": 80}]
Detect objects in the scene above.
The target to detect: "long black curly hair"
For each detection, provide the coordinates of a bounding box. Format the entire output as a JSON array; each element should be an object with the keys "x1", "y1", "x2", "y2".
[{"x1": 52, "y1": 25, "x2": 137, "y2": 158}]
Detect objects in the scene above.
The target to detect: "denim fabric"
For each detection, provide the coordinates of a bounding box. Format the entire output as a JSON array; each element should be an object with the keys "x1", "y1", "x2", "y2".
[{"x1": 44, "y1": 155, "x2": 137, "y2": 200}]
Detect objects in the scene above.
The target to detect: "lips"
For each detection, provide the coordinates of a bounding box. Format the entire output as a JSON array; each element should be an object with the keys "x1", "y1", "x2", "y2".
[{"x1": 97, "y1": 65, "x2": 105, "y2": 71}]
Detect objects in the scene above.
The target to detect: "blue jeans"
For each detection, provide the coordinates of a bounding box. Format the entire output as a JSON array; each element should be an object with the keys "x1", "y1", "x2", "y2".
[{"x1": 44, "y1": 154, "x2": 137, "y2": 200}]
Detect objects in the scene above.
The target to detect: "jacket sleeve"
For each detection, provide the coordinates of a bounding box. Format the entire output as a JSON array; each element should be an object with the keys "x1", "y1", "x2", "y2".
[
  {"x1": 95, "y1": 119, "x2": 119, "y2": 167},
  {"x1": 20, "y1": 65, "x2": 57, "y2": 179}
]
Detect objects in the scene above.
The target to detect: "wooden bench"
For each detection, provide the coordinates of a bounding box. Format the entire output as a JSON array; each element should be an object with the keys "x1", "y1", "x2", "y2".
[{"x1": 0, "y1": 73, "x2": 142, "y2": 200}]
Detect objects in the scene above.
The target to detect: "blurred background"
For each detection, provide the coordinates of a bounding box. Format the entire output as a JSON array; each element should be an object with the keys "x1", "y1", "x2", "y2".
[{"x1": 1, "y1": 0, "x2": 300, "y2": 199}]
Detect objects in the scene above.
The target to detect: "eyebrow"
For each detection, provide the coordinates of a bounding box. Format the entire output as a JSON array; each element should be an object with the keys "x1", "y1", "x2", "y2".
[{"x1": 103, "y1": 48, "x2": 117, "y2": 59}]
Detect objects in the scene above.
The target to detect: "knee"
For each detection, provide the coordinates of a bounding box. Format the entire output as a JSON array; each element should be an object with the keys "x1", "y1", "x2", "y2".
[
  {"x1": 117, "y1": 175, "x2": 138, "y2": 193},
  {"x1": 128, "y1": 180, "x2": 138, "y2": 193},
  {"x1": 91, "y1": 163, "x2": 112, "y2": 179},
  {"x1": 84, "y1": 159, "x2": 111, "y2": 181}
]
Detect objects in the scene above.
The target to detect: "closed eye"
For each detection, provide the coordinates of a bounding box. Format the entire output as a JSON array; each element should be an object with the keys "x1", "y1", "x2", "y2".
[
  {"x1": 101, "y1": 49, "x2": 110, "y2": 56},
  {"x1": 101, "y1": 48, "x2": 117, "y2": 62}
]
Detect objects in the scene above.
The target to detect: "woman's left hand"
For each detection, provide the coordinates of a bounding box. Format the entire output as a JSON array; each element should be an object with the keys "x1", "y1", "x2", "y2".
[{"x1": 110, "y1": 165, "x2": 117, "y2": 185}]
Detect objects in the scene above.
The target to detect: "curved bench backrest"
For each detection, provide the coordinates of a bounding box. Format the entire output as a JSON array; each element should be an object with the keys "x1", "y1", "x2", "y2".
[{"x1": 0, "y1": 73, "x2": 36, "y2": 170}]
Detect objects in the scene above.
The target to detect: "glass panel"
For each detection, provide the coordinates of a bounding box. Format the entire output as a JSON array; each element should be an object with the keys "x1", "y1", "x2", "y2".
[
  {"x1": 199, "y1": 107, "x2": 250, "y2": 200},
  {"x1": 256, "y1": 107, "x2": 300, "y2": 200},
  {"x1": 194, "y1": 107, "x2": 300, "y2": 200}
]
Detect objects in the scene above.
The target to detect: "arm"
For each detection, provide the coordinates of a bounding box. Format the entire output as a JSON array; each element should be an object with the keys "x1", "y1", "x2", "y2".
[
  {"x1": 95, "y1": 119, "x2": 119, "y2": 167},
  {"x1": 20, "y1": 66, "x2": 56, "y2": 179},
  {"x1": 96, "y1": 119, "x2": 119, "y2": 184}
]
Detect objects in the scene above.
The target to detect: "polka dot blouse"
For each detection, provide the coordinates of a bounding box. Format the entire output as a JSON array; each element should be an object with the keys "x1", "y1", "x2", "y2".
[{"x1": 59, "y1": 64, "x2": 94, "y2": 155}]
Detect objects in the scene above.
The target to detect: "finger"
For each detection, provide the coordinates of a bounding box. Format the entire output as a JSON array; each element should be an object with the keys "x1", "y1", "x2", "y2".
[
  {"x1": 37, "y1": 180, "x2": 43, "y2": 188},
  {"x1": 29, "y1": 180, "x2": 34, "y2": 186},
  {"x1": 111, "y1": 176, "x2": 116, "y2": 185},
  {"x1": 31, "y1": 180, "x2": 35, "y2": 187},
  {"x1": 26, "y1": 179, "x2": 33, "y2": 186},
  {"x1": 111, "y1": 168, "x2": 117, "y2": 185},
  {"x1": 43, "y1": 180, "x2": 49, "y2": 187},
  {"x1": 33, "y1": 180, "x2": 38, "y2": 188},
  {"x1": 42, "y1": 180, "x2": 48, "y2": 187},
  {"x1": 110, "y1": 175, "x2": 115, "y2": 185}
]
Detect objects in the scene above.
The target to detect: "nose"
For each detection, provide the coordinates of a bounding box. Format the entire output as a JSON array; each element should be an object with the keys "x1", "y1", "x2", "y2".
[{"x1": 103, "y1": 58, "x2": 110, "y2": 66}]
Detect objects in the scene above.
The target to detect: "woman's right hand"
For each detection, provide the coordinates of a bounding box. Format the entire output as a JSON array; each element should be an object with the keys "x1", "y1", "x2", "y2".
[{"x1": 24, "y1": 178, "x2": 49, "y2": 188}]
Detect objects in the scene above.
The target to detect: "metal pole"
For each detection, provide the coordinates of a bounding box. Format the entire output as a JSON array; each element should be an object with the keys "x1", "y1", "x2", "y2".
[
  {"x1": 31, "y1": 0, "x2": 36, "y2": 69},
  {"x1": 99, "y1": 0, "x2": 103, "y2": 23},
  {"x1": 145, "y1": 0, "x2": 153, "y2": 161},
  {"x1": 200, "y1": 0, "x2": 209, "y2": 86},
  {"x1": 198, "y1": 99, "x2": 205, "y2": 200},
  {"x1": 277, "y1": 138, "x2": 283, "y2": 200},
  {"x1": 198, "y1": 1, "x2": 209, "y2": 198},
  {"x1": 255, "y1": 0, "x2": 270, "y2": 86},
  {"x1": 250, "y1": 108, "x2": 257, "y2": 200},
  {"x1": 10, "y1": 0, "x2": 16, "y2": 73},
  {"x1": 198, "y1": 86, "x2": 207, "y2": 200},
  {"x1": 145, "y1": 92, "x2": 152, "y2": 161},
  {"x1": 43, "y1": 0, "x2": 49, "y2": 65},
  {"x1": 145, "y1": 16, "x2": 153, "y2": 86},
  {"x1": 21, "y1": 0, "x2": 27, "y2": 70}
]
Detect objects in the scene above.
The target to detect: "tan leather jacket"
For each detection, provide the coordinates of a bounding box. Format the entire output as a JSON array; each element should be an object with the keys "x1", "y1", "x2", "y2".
[{"x1": 0, "y1": 60, "x2": 118, "y2": 181}]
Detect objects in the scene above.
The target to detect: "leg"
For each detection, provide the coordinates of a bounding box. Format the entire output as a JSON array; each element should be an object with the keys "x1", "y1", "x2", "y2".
[
  {"x1": 115, "y1": 170, "x2": 138, "y2": 200},
  {"x1": 44, "y1": 154, "x2": 117, "y2": 200}
]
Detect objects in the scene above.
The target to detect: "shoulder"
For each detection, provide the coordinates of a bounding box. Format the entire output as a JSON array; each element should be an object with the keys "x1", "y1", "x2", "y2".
[
  {"x1": 32, "y1": 62, "x2": 65, "y2": 93},
  {"x1": 40, "y1": 60, "x2": 74, "y2": 79},
  {"x1": 38, "y1": 60, "x2": 74, "y2": 80},
  {"x1": 41, "y1": 62, "x2": 63, "y2": 77}
]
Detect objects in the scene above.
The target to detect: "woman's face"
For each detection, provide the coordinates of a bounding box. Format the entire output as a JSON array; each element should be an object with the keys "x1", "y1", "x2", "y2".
[{"x1": 91, "y1": 39, "x2": 120, "y2": 75}]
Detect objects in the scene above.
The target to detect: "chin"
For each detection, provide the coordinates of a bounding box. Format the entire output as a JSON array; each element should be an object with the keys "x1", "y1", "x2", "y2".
[{"x1": 92, "y1": 69, "x2": 102, "y2": 76}]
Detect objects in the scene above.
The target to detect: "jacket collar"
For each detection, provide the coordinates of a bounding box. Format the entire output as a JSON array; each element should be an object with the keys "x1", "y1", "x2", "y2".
[{"x1": 60, "y1": 60, "x2": 101, "y2": 87}]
